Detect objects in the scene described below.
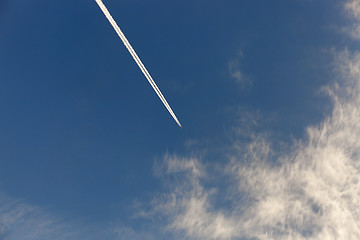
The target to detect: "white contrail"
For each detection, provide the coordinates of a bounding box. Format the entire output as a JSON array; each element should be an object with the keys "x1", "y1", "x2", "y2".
[{"x1": 95, "y1": 0, "x2": 182, "y2": 127}]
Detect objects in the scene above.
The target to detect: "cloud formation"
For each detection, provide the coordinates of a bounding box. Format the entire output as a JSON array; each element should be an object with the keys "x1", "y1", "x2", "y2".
[
  {"x1": 345, "y1": 0, "x2": 360, "y2": 39},
  {"x1": 228, "y1": 50, "x2": 252, "y2": 89},
  {"x1": 0, "y1": 193, "x2": 117, "y2": 240},
  {"x1": 150, "y1": 2, "x2": 360, "y2": 239},
  {"x1": 0, "y1": 193, "x2": 66, "y2": 240}
]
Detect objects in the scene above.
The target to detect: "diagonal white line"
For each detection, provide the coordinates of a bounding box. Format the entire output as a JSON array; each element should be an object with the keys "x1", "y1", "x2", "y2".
[{"x1": 95, "y1": 0, "x2": 182, "y2": 127}]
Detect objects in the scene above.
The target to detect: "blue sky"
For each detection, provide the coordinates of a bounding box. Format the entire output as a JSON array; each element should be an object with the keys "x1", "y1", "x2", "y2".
[{"x1": 1, "y1": 0, "x2": 360, "y2": 239}]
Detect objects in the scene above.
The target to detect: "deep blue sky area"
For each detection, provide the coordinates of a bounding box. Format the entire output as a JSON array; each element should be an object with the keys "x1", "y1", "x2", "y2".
[{"x1": 0, "y1": 0, "x2": 352, "y2": 237}]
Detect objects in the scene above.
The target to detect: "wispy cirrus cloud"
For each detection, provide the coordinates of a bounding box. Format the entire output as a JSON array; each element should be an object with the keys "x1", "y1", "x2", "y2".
[
  {"x1": 0, "y1": 193, "x2": 121, "y2": 240},
  {"x1": 147, "y1": 1, "x2": 360, "y2": 239},
  {"x1": 344, "y1": 0, "x2": 360, "y2": 39},
  {"x1": 0, "y1": 193, "x2": 68, "y2": 240},
  {"x1": 228, "y1": 50, "x2": 252, "y2": 89},
  {"x1": 346, "y1": 0, "x2": 360, "y2": 21},
  {"x1": 152, "y1": 49, "x2": 360, "y2": 240}
]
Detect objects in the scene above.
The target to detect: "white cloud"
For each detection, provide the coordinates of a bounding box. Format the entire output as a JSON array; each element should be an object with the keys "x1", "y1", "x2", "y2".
[
  {"x1": 228, "y1": 50, "x2": 252, "y2": 89},
  {"x1": 344, "y1": 0, "x2": 360, "y2": 39},
  {"x1": 345, "y1": 0, "x2": 360, "y2": 21},
  {"x1": 113, "y1": 226, "x2": 157, "y2": 240},
  {"x1": 184, "y1": 139, "x2": 200, "y2": 149},
  {"x1": 0, "y1": 193, "x2": 118, "y2": 240},
  {"x1": 153, "y1": 49, "x2": 360, "y2": 240},
  {"x1": 0, "y1": 193, "x2": 67, "y2": 240},
  {"x1": 149, "y1": 2, "x2": 360, "y2": 239}
]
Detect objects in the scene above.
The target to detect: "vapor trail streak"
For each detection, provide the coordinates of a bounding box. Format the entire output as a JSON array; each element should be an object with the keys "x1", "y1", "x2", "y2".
[{"x1": 95, "y1": 0, "x2": 182, "y2": 127}]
